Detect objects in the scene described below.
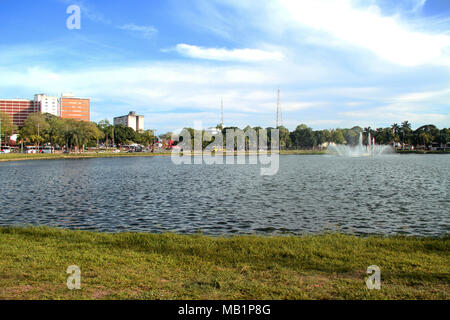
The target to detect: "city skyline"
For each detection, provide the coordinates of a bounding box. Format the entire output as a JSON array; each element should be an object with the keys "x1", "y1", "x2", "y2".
[
  {"x1": 0, "y1": 92, "x2": 90, "y2": 127},
  {"x1": 1, "y1": 0, "x2": 450, "y2": 133}
]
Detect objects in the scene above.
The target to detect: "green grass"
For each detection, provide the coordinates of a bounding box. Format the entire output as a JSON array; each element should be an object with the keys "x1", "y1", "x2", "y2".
[
  {"x1": 0, "y1": 150, "x2": 327, "y2": 162},
  {"x1": 0, "y1": 227, "x2": 448, "y2": 300},
  {"x1": 279, "y1": 150, "x2": 327, "y2": 155},
  {"x1": 396, "y1": 150, "x2": 450, "y2": 154},
  {"x1": 0, "y1": 152, "x2": 172, "y2": 162}
]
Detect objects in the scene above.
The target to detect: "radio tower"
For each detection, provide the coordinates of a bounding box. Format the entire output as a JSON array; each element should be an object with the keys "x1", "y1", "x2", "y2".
[
  {"x1": 276, "y1": 88, "x2": 280, "y2": 128},
  {"x1": 221, "y1": 97, "x2": 224, "y2": 129},
  {"x1": 279, "y1": 90, "x2": 283, "y2": 127}
]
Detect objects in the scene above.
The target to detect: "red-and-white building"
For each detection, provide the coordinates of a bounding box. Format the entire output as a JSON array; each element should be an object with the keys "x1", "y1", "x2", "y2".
[
  {"x1": 0, "y1": 99, "x2": 40, "y2": 127},
  {"x1": 0, "y1": 93, "x2": 90, "y2": 129}
]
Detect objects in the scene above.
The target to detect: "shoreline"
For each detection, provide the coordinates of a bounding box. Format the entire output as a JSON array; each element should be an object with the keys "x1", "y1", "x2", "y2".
[
  {"x1": 1, "y1": 149, "x2": 449, "y2": 163},
  {"x1": 0, "y1": 150, "x2": 327, "y2": 162},
  {"x1": 0, "y1": 226, "x2": 448, "y2": 300}
]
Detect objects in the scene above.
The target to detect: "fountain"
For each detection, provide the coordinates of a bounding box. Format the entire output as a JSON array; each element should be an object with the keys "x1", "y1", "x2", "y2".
[{"x1": 327, "y1": 132, "x2": 394, "y2": 157}]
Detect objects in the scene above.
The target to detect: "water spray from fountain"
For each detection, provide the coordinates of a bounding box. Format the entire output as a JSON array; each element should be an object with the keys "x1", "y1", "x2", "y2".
[{"x1": 328, "y1": 132, "x2": 393, "y2": 157}]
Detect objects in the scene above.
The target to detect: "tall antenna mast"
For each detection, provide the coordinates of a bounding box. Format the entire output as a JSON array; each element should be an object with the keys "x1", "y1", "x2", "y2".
[
  {"x1": 276, "y1": 88, "x2": 280, "y2": 128},
  {"x1": 279, "y1": 89, "x2": 283, "y2": 127},
  {"x1": 221, "y1": 97, "x2": 224, "y2": 129}
]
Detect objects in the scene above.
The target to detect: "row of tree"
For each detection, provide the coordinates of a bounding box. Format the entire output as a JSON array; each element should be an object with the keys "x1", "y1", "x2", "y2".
[
  {"x1": 182, "y1": 121, "x2": 450, "y2": 150},
  {"x1": 1, "y1": 111, "x2": 448, "y2": 151},
  {"x1": 0, "y1": 112, "x2": 156, "y2": 151}
]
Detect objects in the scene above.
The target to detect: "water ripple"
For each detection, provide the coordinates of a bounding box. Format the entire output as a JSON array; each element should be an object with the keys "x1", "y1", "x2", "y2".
[{"x1": 0, "y1": 155, "x2": 448, "y2": 236}]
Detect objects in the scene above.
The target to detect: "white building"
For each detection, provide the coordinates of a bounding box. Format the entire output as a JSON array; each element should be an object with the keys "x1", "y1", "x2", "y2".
[
  {"x1": 114, "y1": 111, "x2": 145, "y2": 132},
  {"x1": 34, "y1": 94, "x2": 59, "y2": 116},
  {"x1": 206, "y1": 127, "x2": 221, "y2": 135}
]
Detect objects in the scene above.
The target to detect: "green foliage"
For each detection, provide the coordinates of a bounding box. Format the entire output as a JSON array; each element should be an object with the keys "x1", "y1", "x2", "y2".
[
  {"x1": 12, "y1": 114, "x2": 450, "y2": 152},
  {"x1": 96, "y1": 119, "x2": 155, "y2": 147},
  {"x1": 15, "y1": 114, "x2": 158, "y2": 150},
  {"x1": 209, "y1": 122, "x2": 450, "y2": 150},
  {"x1": 17, "y1": 113, "x2": 105, "y2": 150},
  {"x1": 0, "y1": 111, "x2": 16, "y2": 142}
]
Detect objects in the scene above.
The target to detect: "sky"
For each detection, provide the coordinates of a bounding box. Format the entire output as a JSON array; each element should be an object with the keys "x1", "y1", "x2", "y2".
[{"x1": 0, "y1": 0, "x2": 449, "y2": 133}]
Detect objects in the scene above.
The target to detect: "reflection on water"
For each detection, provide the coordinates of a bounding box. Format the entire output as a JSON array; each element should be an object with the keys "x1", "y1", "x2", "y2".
[{"x1": 0, "y1": 155, "x2": 448, "y2": 236}]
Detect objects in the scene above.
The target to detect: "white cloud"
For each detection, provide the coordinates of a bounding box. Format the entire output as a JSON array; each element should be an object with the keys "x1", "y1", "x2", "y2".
[
  {"x1": 392, "y1": 88, "x2": 450, "y2": 102},
  {"x1": 175, "y1": 43, "x2": 285, "y2": 62},
  {"x1": 411, "y1": 0, "x2": 427, "y2": 13},
  {"x1": 1, "y1": 0, "x2": 449, "y2": 131},
  {"x1": 340, "y1": 109, "x2": 450, "y2": 128},
  {"x1": 118, "y1": 24, "x2": 158, "y2": 39},
  {"x1": 277, "y1": 0, "x2": 450, "y2": 66}
]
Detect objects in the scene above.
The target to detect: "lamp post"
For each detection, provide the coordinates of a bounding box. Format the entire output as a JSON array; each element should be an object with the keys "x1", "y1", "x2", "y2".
[
  {"x1": 151, "y1": 129, "x2": 157, "y2": 152},
  {"x1": 37, "y1": 123, "x2": 40, "y2": 153},
  {"x1": 112, "y1": 126, "x2": 115, "y2": 149}
]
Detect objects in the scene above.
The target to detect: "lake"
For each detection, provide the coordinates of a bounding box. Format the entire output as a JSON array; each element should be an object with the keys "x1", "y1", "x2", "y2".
[{"x1": 0, "y1": 155, "x2": 448, "y2": 236}]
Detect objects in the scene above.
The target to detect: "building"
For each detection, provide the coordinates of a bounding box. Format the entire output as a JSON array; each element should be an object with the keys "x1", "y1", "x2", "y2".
[
  {"x1": 206, "y1": 127, "x2": 221, "y2": 135},
  {"x1": 60, "y1": 93, "x2": 90, "y2": 121},
  {"x1": 0, "y1": 92, "x2": 90, "y2": 129},
  {"x1": 0, "y1": 99, "x2": 40, "y2": 127},
  {"x1": 34, "y1": 94, "x2": 59, "y2": 116},
  {"x1": 114, "y1": 111, "x2": 144, "y2": 132}
]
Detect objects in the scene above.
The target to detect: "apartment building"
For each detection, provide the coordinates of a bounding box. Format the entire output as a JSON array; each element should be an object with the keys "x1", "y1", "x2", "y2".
[
  {"x1": 60, "y1": 93, "x2": 90, "y2": 122},
  {"x1": 0, "y1": 99, "x2": 40, "y2": 127},
  {"x1": 0, "y1": 93, "x2": 91, "y2": 128},
  {"x1": 34, "y1": 94, "x2": 59, "y2": 116},
  {"x1": 113, "y1": 111, "x2": 144, "y2": 132}
]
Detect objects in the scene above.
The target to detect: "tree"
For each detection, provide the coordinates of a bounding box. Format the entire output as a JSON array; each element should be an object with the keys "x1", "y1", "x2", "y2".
[
  {"x1": 44, "y1": 115, "x2": 66, "y2": 147},
  {"x1": 292, "y1": 124, "x2": 317, "y2": 149},
  {"x1": 314, "y1": 129, "x2": 331, "y2": 148},
  {"x1": 0, "y1": 111, "x2": 16, "y2": 144},
  {"x1": 18, "y1": 113, "x2": 49, "y2": 145},
  {"x1": 330, "y1": 129, "x2": 345, "y2": 145},
  {"x1": 111, "y1": 125, "x2": 137, "y2": 145},
  {"x1": 419, "y1": 132, "x2": 433, "y2": 146},
  {"x1": 438, "y1": 128, "x2": 450, "y2": 145},
  {"x1": 342, "y1": 128, "x2": 360, "y2": 145},
  {"x1": 400, "y1": 121, "x2": 412, "y2": 143},
  {"x1": 391, "y1": 123, "x2": 400, "y2": 142},
  {"x1": 414, "y1": 125, "x2": 439, "y2": 147},
  {"x1": 96, "y1": 119, "x2": 114, "y2": 147},
  {"x1": 136, "y1": 130, "x2": 155, "y2": 147},
  {"x1": 277, "y1": 125, "x2": 291, "y2": 150}
]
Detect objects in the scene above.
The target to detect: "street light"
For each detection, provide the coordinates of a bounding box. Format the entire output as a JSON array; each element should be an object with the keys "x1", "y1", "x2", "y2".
[
  {"x1": 37, "y1": 123, "x2": 40, "y2": 153},
  {"x1": 151, "y1": 129, "x2": 157, "y2": 152}
]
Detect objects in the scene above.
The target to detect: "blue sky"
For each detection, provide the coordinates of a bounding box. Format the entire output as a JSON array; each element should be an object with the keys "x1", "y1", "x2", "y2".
[{"x1": 0, "y1": 0, "x2": 449, "y2": 133}]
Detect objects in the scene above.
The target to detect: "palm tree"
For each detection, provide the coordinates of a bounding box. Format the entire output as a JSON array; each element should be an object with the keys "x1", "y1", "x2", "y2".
[
  {"x1": 401, "y1": 121, "x2": 412, "y2": 144},
  {"x1": 391, "y1": 123, "x2": 400, "y2": 135},
  {"x1": 401, "y1": 121, "x2": 411, "y2": 130},
  {"x1": 363, "y1": 127, "x2": 372, "y2": 145},
  {"x1": 391, "y1": 123, "x2": 400, "y2": 143}
]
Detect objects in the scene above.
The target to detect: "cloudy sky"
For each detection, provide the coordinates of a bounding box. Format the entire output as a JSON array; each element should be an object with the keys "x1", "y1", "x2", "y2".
[{"x1": 0, "y1": 0, "x2": 449, "y2": 132}]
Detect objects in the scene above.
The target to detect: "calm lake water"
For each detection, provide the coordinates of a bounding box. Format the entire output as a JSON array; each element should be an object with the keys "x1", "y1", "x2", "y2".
[{"x1": 0, "y1": 155, "x2": 448, "y2": 236}]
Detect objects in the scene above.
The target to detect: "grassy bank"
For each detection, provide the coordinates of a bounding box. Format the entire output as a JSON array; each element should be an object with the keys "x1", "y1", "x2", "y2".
[
  {"x1": 280, "y1": 150, "x2": 327, "y2": 155},
  {"x1": 0, "y1": 150, "x2": 326, "y2": 162},
  {"x1": 0, "y1": 152, "x2": 172, "y2": 162},
  {"x1": 396, "y1": 150, "x2": 450, "y2": 154},
  {"x1": 0, "y1": 227, "x2": 448, "y2": 300}
]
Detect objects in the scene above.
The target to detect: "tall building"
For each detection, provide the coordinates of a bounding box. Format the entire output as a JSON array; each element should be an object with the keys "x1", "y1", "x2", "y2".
[
  {"x1": 34, "y1": 94, "x2": 59, "y2": 116},
  {"x1": 0, "y1": 99, "x2": 40, "y2": 127},
  {"x1": 0, "y1": 92, "x2": 91, "y2": 129},
  {"x1": 60, "y1": 93, "x2": 90, "y2": 121},
  {"x1": 114, "y1": 111, "x2": 144, "y2": 132}
]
